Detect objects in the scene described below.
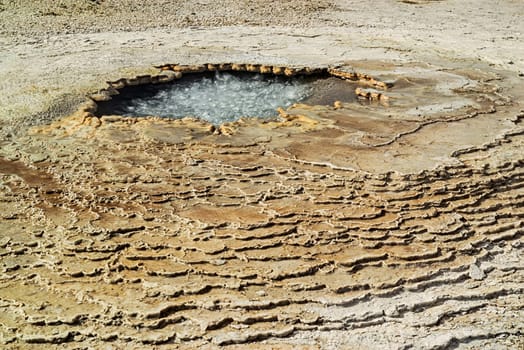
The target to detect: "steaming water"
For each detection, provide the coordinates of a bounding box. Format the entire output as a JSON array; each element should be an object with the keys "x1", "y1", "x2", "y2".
[{"x1": 103, "y1": 72, "x2": 313, "y2": 124}]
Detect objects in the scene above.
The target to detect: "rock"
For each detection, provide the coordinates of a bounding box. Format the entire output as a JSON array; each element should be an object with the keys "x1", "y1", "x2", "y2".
[
  {"x1": 0, "y1": 237, "x2": 12, "y2": 248},
  {"x1": 469, "y1": 264, "x2": 486, "y2": 281},
  {"x1": 90, "y1": 91, "x2": 112, "y2": 101}
]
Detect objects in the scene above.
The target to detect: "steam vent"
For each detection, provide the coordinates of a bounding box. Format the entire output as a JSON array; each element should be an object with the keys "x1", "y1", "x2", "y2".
[{"x1": 0, "y1": 2, "x2": 523, "y2": 349}]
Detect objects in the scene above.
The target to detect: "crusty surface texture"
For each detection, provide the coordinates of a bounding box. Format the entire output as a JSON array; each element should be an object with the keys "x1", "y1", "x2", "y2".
[{"x1": 0, "y1": 1, "x2": 523, "y2": 349}]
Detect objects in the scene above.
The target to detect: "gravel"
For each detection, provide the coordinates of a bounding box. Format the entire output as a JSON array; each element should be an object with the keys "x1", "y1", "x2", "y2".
[{"x1": 0, "y1": 0, "x2": 336, "y2": 39}]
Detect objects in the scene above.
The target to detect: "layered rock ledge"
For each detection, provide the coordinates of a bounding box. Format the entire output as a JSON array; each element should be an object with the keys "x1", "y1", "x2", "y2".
[
  {"x1": 0, "y1": 1, "x2": 523, "y2": 349},
  {"x1": 1, "y1": 59, "x2": 523, "y2": 349}
]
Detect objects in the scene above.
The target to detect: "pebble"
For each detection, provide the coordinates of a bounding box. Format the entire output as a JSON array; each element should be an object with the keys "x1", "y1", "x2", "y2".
[{"x1": 469, "y1": 264, "x2": 486, "y2": 281}]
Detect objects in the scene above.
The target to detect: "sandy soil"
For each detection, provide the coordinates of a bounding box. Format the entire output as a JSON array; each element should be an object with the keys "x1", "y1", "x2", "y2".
[{"x1": 0, "y1": 1, "x2": 523, "y2": 349}]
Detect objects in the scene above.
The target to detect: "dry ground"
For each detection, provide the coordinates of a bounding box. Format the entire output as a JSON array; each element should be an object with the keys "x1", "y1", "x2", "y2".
[{"x1": 0, "y1": 1, "x2": 523, "y2": 349}]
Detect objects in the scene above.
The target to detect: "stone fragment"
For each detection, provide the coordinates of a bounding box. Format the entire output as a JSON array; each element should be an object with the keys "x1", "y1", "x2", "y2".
[
  {"x1": 284, "y1": 67, "x2": 297, "y2": 76},
  {"x1": 259, "y1": 65, "x2": 273, "y2": 74},
  {"x1": 172, "y1": 64, "x2": 207, "y2": 73},
  {"x1": 28, "y1": 153, "x2": 48, "y2": 163},
  {"x1": 218, "y1": 63, "x2": 233, "y2": 71},
  {"x1": 231, "y1": 63, "x2": 246, "y2": 71},
  {"x1": 272, "y1": 66, "x2": 285, "y2": 75},
  {"x1": 0, "y1": 237, "x2": 11, "y2": 248},
  {"x1": 108, "y1": 78, "x2": 127, "y2": 89},
  {"x1": 469, "y1": 264, "x2": 486, "y2": 280},
  {"x1": 136, "y1": 75, "x2": 152, "y2": 84},
  {"x1": 157, "y1": 70, "x2": 183, "y2": 83},
  {"x1": 90, "y1": 91, "x2": 112, "y2": 101},
  {"x1": 355, "y1": 87, "x2": 389, "y2": 101},
  {"x1": 246, "y1": 64, "x2": 261, "y2": 72}
]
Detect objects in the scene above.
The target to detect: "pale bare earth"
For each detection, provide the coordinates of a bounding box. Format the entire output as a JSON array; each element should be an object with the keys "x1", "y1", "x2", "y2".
[{"x1": 0, "y1": 1, "x2": 523, "y2": 349}]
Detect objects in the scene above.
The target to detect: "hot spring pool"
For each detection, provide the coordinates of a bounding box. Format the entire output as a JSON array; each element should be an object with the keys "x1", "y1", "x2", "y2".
[{"x1": 95, "y1": 71, "x2": 357, "y2": 124}]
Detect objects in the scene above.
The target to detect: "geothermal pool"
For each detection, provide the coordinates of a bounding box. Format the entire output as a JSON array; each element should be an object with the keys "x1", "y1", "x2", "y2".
[{"x1": 95, "y1": 71, "x2": 357, "y2": 124}]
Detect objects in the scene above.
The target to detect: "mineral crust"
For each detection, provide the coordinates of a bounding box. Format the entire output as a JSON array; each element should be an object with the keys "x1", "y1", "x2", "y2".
[{"x1": 1, "y1": 61, "x2": 523, "y2": 349}]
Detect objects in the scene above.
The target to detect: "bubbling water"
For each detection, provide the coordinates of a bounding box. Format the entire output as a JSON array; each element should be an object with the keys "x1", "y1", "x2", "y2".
[{"x1": 102, "y1": 72, "x2": 313, "y2": 125}]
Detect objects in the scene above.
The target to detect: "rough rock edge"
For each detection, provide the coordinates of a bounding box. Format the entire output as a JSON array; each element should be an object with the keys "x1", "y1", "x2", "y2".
[{"x1": 81, "y1": 63, "x2": 391, "y2": 133}]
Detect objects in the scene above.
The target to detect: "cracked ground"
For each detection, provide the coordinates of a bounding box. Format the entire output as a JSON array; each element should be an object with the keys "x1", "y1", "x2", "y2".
[{"x1": 0, "y1": 1, "x2": 523, "y2": 349}]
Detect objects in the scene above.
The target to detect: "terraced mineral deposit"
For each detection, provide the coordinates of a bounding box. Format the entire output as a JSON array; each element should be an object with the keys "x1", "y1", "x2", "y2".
[{"x1": 0, "y1": 1, "x2": 523, "y2": 349}]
